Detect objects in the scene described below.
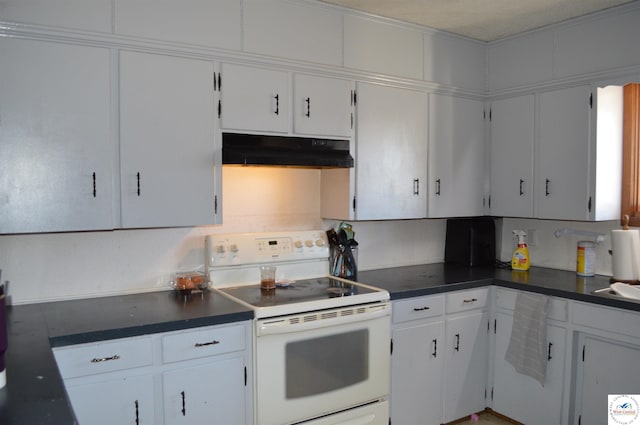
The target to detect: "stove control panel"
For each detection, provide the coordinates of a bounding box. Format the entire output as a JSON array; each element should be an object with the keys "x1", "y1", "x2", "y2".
[{"x1": 205, "y1": 230, "x2": 329, "y2": 268}]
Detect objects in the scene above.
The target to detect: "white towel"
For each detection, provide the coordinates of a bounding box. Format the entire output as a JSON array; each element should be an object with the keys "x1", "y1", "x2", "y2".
[{"x1": 505, "y1": 291, "x2": 550, "y2": 386}]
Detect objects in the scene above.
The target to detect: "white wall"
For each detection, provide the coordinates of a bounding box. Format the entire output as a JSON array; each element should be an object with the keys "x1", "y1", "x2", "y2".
[{"x1": 498, "y1": 217, "x2": 618, "y2": 275}]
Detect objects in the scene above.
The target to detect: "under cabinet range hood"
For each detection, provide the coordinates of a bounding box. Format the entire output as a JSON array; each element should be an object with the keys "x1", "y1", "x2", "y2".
[{"x1": 222, "y1": 133, "x2": 354, "y2": 168}]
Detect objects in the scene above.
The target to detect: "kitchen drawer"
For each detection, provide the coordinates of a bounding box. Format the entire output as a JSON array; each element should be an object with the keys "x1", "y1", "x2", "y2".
[
  {"x1": 573, "y1": 301, "x2": 640, "y2": 340},
  {"x1": 53, "y1": 336, "x2": 153, "y2": 379},
  {"x1": 161, "y1": 323, "x2": 245, "y2": 364},
  {"x1": 392, "y1": 295, "x2": 444, "y2": 324},
  {"x1": 445, "y1": 288, "x2": 488, "y2": 314},
  {"x1": 496, "y1": 288, "x2": 568, "y2": 322}
]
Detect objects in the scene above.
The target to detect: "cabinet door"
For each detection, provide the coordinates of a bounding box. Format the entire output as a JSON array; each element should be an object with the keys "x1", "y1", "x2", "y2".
[
  {"x1": 0, "y1": 38, "x2": 113, "y2": 233},
  {"x1": 490, "y1": 95, "x2": 535, "y2": 217},
  {"x1": 220, "y1": 63, "x2": 289, "y2": 133},
  {"x1": 391, "y1": 321, "x2": 444, "y2": 425},
  {"x1": 492, "y1": 311, "x2": 566, "y2": 425},
  {"x1": 537, "y1": 85, "x2": 592, "y2": 220},
  {"x1": 163, "y1": 357, "x2": 247, "y2": 425},
  {"x1": 355, "y1": 82, "x2": 428, "y2": 220},
  {"x1": 444, "y1": 311, "x2": 489, "y2": 423},
  {"x1": 576, "y1": 335, "x2": 640, "y2": 425},
  {"x1": 66, "y1": 374, "x2": 155, "y2": 425},
  {"x1": 293, "y1": 74, "x2": 354, "y2": 138},
  {"x1": 119, "y1": 51, "x2": 218, "y2": 228},
  {"x1": 428, "y1": 94, "x2": 485, "y2": 218}
]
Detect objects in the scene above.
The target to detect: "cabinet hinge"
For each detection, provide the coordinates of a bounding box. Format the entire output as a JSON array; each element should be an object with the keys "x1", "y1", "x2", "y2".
[
  {"x1": 352, "y1": 196, "x2": 356, "y2": 212},
  {"x1": 218, "y1": 73, "x2": 221, "y2": 91},
  {"x1": 213, "y1": 72, "x2": 217, "y2": 91},
  {"x1": 582, "y1": 345, "x2": 585, "y2": 362},
  {"x1": 578, "y1": 414, "x2": 582, "y2": 425},
  {"x1": 351, "y1": 112, "x2": 354, "y2": 129},
  {"x1": 214, "y1": 195, "x2": 218, "y2": 215},
  {"x1": 390, "y1": 338, "x2": 393, "y2": 355},
  {"x1": 588, "y1": 196, "x2": 592, "y2": 213},
  {"x1": 491, "y1": 387, "x2": 494, "y2": 401},
  {"x1": 489, "y1": 108, "x2": 492, "y2": 122},
  {"x1": 589, "y1": 93, "x2": 593, "y2": 109},
  {"x1": 218, "y1": 100, "x2": 222, "y2": 119},
  {"x1": 494, "y1": 318, "x2": 497, "y2": 334},
  {"x1": 487, "y1": 320, "x2": 490, "y2": 333},
  {"x1": 353, "y1": 90, "x2": 357, "y2": 105},
  {"x1": 244, "y1": 366, "x2": 247, "y2": 386}
]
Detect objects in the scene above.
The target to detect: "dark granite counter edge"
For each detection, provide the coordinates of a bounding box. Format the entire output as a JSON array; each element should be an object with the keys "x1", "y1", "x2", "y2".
[
  {"x1": 48, "y1": 310, "x2": 254, "y2": 347},
  {"x1": 389, "y1": 278, "x2": 495, "y2": 300}
]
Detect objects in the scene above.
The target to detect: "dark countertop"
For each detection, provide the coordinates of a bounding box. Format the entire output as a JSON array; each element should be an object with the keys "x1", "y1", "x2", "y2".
[
  {"x1": 1, "y1": 264, "x2": 638, "y2": 424},
  {"x1": 0, "y1": 290, "x2": 253, "y2": 425}
]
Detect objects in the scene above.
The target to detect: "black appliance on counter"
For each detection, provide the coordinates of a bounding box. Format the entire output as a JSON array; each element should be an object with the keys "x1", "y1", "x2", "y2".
[{"x1": 444, "y1": 217, "x2": 496, "y2": 267}]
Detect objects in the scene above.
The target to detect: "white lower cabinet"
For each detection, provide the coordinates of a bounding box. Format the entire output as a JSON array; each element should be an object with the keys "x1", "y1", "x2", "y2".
[
  {"x1": 65, "y1": 374, "x2": 155, "y2": 425},
  {"x1": 572, "y1": 302, "x2": 640, "y2": 425},
  {"x1": 491, "y1": 288, "x2": 568, "y2": 425},
  {"x1": 53, "y1": 322, "x2": 252, "y2": 425},
  {"x1": 443, "y1": 289, "x2": 490, "y2": 423},
  {"x1": 391, "y1": 295, "x2": 445, "y2": 425},
  {"x1": 163, "y1": 357, "x2": 246, "y2": 425},
  {"x1": 391, "y1": 289, "x2": 489, "y2": 425}
]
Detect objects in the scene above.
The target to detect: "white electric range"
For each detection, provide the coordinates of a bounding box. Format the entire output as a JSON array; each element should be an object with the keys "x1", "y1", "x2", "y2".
[{"x1": 205, "y1": 230, "x2": 391, "y2": 425}]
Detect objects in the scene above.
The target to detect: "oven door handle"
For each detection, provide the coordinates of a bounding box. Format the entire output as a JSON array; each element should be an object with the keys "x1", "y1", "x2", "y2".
[{"x1": 256, "y1": 304, "x2": 390, "y2": 336}]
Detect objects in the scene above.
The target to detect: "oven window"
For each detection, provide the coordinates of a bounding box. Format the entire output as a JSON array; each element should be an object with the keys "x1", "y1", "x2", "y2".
[{"x1": 285, "y1": 329, "x2": 369, "y2": 399}]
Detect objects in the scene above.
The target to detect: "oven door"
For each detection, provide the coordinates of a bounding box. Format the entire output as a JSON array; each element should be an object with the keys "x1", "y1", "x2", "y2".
[{"x1": 254, "y1": 302, "x2": 391, "y2": 425}]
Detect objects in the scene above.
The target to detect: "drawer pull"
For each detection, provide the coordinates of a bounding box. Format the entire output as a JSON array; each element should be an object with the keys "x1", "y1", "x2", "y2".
[
  {"x1": 454, "y1": 333, "x2": 460, "y2": 351},
  {"x1": 194, "y1": 340, "x2": 220, "y2": 348},
  {"x1": 91, "y1": 354, "x2": 120, "y2": 363},
  {"x1": 463, "y1": 298, "x2": 478, "y2": 303},
  {"x1": 413, "y1": 306, "x2": 430, "y2": 311},
  {"x1": 432, "y1": 339, "x2": 437, "y2": 357}
]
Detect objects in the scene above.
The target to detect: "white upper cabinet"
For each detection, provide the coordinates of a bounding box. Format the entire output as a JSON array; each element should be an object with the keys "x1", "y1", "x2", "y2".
[
  {"x1": 536, "y1": 84, "x2": 622, "y2": 221},
  {"x1": 424, "y1": 33, "x2": 486, "y2": 92},
  {"x1": 119, "y1": 51, "x2": 219, "y2": 228},
  {"x1": 293, "y1": 74, "x2": 354, "y2": 138},
  {"x1": 0, "y1": 38, "x2": 113, "y2": 233},
  {"x1": 220, "y1": 63, "x2": 290, "y2": 134},
  {"x1": 114, "y1": 0, "x2": 241, "y2": 50},
  {"x1": 489, "y1": 94, "x2": 535, "y2": 218},
  {"x1": 344, "y1": 15, "x2": 423, "y2": 80},
  {"x1": 243, "y1": 0, "x2": 343, "y2": 67},
  {"x1": 0, "y1": 0, "x2": 112, "y2": 32},
  {"x1": 353, "y1": 82, "x2": 428, "y2": 220},
  {"x1": 428, "y1": 94, "x2": 485, "y2": 218}
]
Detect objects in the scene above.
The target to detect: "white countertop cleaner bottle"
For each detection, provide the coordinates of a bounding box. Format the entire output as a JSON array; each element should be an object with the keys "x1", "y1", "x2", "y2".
[{"x1": 511, "y1": 230, "x2": 530, "y2": 271}]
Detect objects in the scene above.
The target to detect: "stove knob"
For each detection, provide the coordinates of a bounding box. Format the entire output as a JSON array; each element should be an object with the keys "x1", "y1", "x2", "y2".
[
  {"x1": 216, "y1": 244, "x2": 226, "y2": 254},
  {"x1": 294, "y1": 240, "x2": 303, "y2": 249},
  {"x1": 305, "y1": 240, "x2": 314, "y2": 248},
  {"x1": 315, "y1": 239, "x2": 325, "y2": 247},
  {"x1": 229, "y1": 244, "x2": 239, "y2": 253}
]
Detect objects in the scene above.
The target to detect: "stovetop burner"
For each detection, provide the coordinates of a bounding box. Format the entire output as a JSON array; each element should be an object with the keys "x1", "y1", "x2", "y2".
[{"x1": 217, "y1": 277, "x2": 375, "y2": 308}]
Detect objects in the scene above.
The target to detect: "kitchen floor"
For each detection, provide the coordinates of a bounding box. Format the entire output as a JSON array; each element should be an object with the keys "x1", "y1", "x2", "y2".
[{"x1": 454, "y1": 411, "x2": 518, "y2": 425}]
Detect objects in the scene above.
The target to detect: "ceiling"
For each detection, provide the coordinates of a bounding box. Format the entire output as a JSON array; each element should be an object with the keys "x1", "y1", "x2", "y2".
[{"x1": 319, "y1": 0, "x2": 635, "y2": 41}]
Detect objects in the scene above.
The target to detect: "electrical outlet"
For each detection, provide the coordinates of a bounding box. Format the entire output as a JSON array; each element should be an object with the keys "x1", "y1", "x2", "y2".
[{"x1": 527, "y1": 229, "x2": 537, "y2": 247}]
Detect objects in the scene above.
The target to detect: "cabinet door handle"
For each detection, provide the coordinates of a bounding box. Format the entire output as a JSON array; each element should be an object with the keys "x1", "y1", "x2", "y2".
[
  {"x1": 136, "y1": 172, "x2": 141, "y2": 196},
  {"x1": 436, "y1": 178, "x2": 441, "y2": 196},
  {"x1": 92, "y1": 172, "x2": 97, "y2": 198},
  {"x1": 519, "y1": 179, "x2": 524, "y2": 196},
  {"x1": 548, "y1": 342, "x2": 553, "y2": 361},
  {"x1": 181, "y1": 391, "x2": 186, "y2": 416},
  {"x1": 454, "y1": 333, "x2": 460, "y2": 351},
  {"x1": 135, "y1": 400, "x2": 140, "y2": 425},
  {"x1": 545, "y1": 179, "x2": 551, "y2": 196},
  {"x1": 274, "y1": 94, "x2": 280, "y2": 115},
  {"x1": 413, "y1": 178, "x2": 419, "y2": 195},
  {"x1": 194, "y1": 340, "x2": 220, "y2": 347},
  {"x1": 413, "y1": 306, "x2": 430, "y2": 311},
  {"x1": 305, "y1": 97, "x2": 310, "y2": 117},
  {"x1": 463, "y1": 298, "x2": 478, "y2": 303},
  {"x1": 432, "y1": 339, "x2": 437, "y2": 357},
  {"x1": 91, "y1": 354, "x2": 120, "y2": 363}
]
